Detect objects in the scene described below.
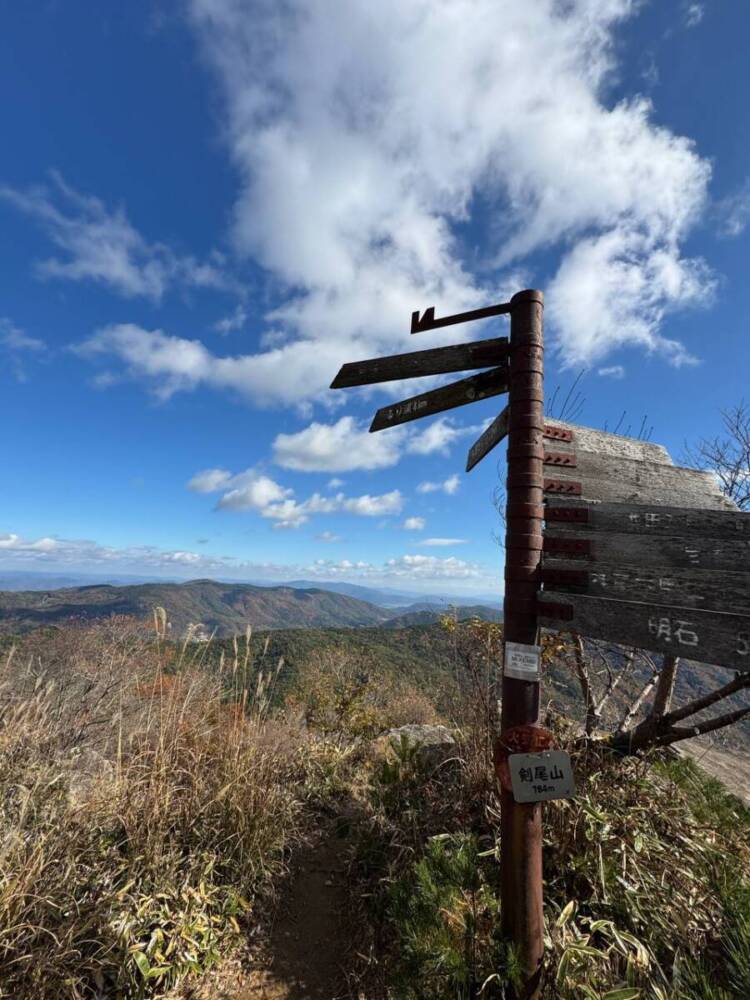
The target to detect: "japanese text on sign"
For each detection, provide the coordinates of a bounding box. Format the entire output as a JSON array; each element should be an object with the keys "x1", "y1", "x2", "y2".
[
  {"x1": 509, "y1": 751, "x2": 576, "y2": 803},
  {"x1": 504, "y1": 642, "x2": 541, "y2": 681}
]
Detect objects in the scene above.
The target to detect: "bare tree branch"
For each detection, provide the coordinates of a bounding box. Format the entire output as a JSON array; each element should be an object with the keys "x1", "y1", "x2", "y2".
[
  {"x1": 570, "y1": 634, "x2": 599, "y2": 735},
  {"x1": 660, "y1": 705, "x2": 750, "y2": 745},
  {"x1": 649, "y1": 655, "x2": 679, "y2": 722},
  {"x1": 618, "y1": 656, "x2": 659, "y2": 732},
  {"x1": 685, "y1": 400, "x2": 750, "y2": 510},
  {"x1": 662, "y1": 671, "x2": 750, "y2": 726}
]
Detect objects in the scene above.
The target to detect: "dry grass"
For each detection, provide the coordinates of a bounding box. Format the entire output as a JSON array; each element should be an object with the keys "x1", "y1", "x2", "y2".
[{"x1": 0, "y1": 619, "x2": 346, "y2": 999}]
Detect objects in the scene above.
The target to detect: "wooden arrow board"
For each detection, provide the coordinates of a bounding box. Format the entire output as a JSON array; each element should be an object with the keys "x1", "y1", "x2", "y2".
[
  {"x1": 544, "y1": 498, "x2": 750, "y2": 538},
  {"x1": 370, "y1": 366, "x2": 508, "y2": 432},
  {"x1": 544, "y1": 420, "x2": 672, "y2": 466},
  {"x1": 466, "y1": 406, "x2": 509, "y2": 471},
  {"x1": 541, "y1": 561, "x2": 750, "y2": 615},
  {"x1": 538, "y1": 592, "x2": 750, "y2": 670},
  {"x1": 542, "y1": 530, "x2": 750, "y2": 574},
  {"x1": 411, "y1": 301, "x2": 511, "y2": 334},
  {"x1": 330, "y1": 337, "x2": 509, "y2": 388},
  {"x1": 543, "y1": 451, "x2": 732, "y2": 511}
]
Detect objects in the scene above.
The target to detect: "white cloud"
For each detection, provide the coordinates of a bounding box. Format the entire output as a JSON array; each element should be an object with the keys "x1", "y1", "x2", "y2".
[
  {"x1": 407, "y1": 418, "x2": 477, "y2": 456},
  {"x1": 0, "y1": 318, "x2": 44, "y2": 353},
  {"x1": 316, "y1": 530, "x2": 341, "y2": 543},
  {"x1": 417, "y1": 538, "x2": 467, "y2": 547},
  {"x1": 1, "y1": 317, "x2": 45, "y2": 382},
  {"x1": 0, "y1": 531, "x2": 493, "y2": 589},
  {"x1": 190, "y1": 466, "x2": 403, "y2": 527},
  {"x1": 417, "y1": 474, "x2": 461, "y2": 496},
  {"x1": 213, "y1": 304, "x2": 247, "y2": 333},
  {"x1": 0, "y1": 172, "x2": 237, "y2": 301},
  {"x1": 383, "y1": 554, "x2": 482, "y2": 581},
  {"x1": 597, "y1": 365, "x2": 625, "y2": 379},
  {"x1": 177, "y1": 0, "x2": 712, "y2": 407},
  {"x1": 273, "y1": 416, "x2": 404, "y2": 471},
  {"x1": 328, "y1": 477, "x2": 344, "y2": 489},
  {"x1": 684, "y1": 3, "x2": 704, "y2": 28},
  {"x1": 188, "y1": 468, "x2": 233, "y2": 493},
  {"x1": 403, "y1": 516, "x2": 425, "y2": 531},
  {"x1": 716, "y1": 179, "x2": 750, "y2": 239},
  {"x1": 271, "y1": 414, "x2": 481, "y2": 473},
  {"x1": 75, "y1": 323, "x2": 350, "y2": 407}
]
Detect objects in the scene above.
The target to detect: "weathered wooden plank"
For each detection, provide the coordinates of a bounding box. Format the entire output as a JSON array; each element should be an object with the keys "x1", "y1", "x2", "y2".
[
  {"x1": 370, "y1": 367, "x2": 508, "y2": 432},
  {"x1": 538, "y1": 591, "x2": 750, "y2": 670},
  {"x1": 541, "y1": 559, "x2": 750, "y2": 615},
  {"x1": 330, "y1": 337, "x2": 509, "y2": 388},
  {"x1": 542, "y1": 528, "x2": 750, "y2": 572},
  {"x1": 411, "y1": 301, "x2": 511, "y2": 333},
  {"x1": 544, "y1": 419, "x2": 672, "y2": 465},
  {"x1": 542, "y1": 450, "x2": 732, "y2": 511},
  {"x1": 466, "y1": 406, "x2": 509, "y2": 472},
  {"x1": 545, "y1": 497, "x2": 748, "y2": 538}
]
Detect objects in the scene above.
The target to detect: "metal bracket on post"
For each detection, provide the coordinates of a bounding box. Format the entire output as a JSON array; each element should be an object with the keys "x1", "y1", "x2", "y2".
[{"x1": 500, "y1": 289, "x2": 545, "y2": 998}]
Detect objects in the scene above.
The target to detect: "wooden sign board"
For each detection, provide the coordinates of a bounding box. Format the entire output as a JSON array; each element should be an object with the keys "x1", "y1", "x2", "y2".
[
  {"x1": 542, "y1": 496, "x2": 750, "y2": 614},
  {"x1": 545, "y1": 497, "x2": 750, "y2": 538},
  {"x1": 541, "y1": 561, "x2": 750, "y2": 616},
  {"x1": 370, "y1": 366, "x2": 508, "y2": 432},
  {"x1": 466, "y1": 406, "x2": 509, "y2": 471},
  {"x1": 543, "y1": 530, "x2": 750, "y2": 574},
  {"x1": 330, "y1": 336, "x2": 509, "y2": 388},
  {"x1": 509, "y1": 750, "x2": 576, "y2": 803},
  {"x1": 541, "y1": 419, "x2": 732, "y2": 511},
  {"x1": 538, "y1": 591, "x2": 750, "y2": 670},
  {"x1": 543, "y1": 450, "x2": 732, "y2": 511}
]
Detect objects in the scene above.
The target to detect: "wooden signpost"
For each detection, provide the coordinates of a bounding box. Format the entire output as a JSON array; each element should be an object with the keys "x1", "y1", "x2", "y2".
[
  {"x1": 535, "y1": 421, "x2": 750, "y2": 670},
  {"x1": 331, "y1": 291, "x2": 749, "y2": 999},
  {"x1": 332, "y1": 289, "x2": 549, "y2": 997}
]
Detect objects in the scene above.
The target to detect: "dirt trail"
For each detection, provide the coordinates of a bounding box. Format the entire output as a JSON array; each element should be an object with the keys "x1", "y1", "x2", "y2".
[
  {"x1": 677, "y1": 738, "x2": 750, "y2": 806},
  {"x1": 240, "y1": 821, "x2": 354, "y2": 1000}
]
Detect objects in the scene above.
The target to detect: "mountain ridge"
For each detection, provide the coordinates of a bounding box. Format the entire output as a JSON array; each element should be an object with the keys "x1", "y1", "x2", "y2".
[{"x1": 0, "y1": 579, "x2": 501, "y2": 637}]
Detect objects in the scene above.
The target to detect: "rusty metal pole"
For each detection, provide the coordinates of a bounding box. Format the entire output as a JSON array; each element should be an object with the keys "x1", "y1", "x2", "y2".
[{"x1": 500, "y1": 289, "x2": 545, "y2": 997}]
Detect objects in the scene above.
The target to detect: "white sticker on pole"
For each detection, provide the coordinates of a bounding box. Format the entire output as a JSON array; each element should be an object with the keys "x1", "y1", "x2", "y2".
[{"x1": 504, "y1": 641, "x2": 541, "y2": 681}]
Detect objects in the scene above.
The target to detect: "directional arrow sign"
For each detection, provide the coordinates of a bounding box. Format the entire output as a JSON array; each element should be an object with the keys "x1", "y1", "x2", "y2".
[
  {"x1": 370, "y1": 366, "x2": 508, "y2": 432},
  {"x1": 330, "y1": 337, "x2": 509, "y2": 388},
  {"x1": 540, "y1": 561, "x2": 750, "y2": 616},
  {"x1": 538, "y1": 591, "x2": 750, "y2": 670},
  {"x1": 466, "y1": 406, "x2": 509, "y2": 472},
  {"x1": 544, "y1": 497, "x2": 750, "y2": 539},
  {"x1": 411, "y1": 301, "x2": 512, "y2": 334}
]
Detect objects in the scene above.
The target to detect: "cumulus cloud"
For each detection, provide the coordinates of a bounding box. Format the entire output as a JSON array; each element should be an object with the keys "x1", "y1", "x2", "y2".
[
  {"x1": 417, "y1": 538, "x2": 467, "y2": 547},
  {"x1": 716, "y1": 179, "x2": 750, "y2": 239},
  {"x1": 213, "y1": 304, "x2": 247, "y2": 333},
  {"x1": 1, "y1": 317, "x2": 45, "y2": 382},
  {"x1": 683, "y1": 3, "x2": 704, "y2": 28},
  {"x1": 0, "y1": 172, "x2": 238, "y2": 301},
  {"x1": 316, "y1": 530, "x2": 341, "y2": 543},
  {"x1": 272, "y1": 415, "x2": 479, "y2": 472},
  {"x1": 188, "y1": 468, "x2": 234, "y2": 493},
  {"x1": 175, "y1": 0, "x2": 713, "y2": 408},
  {"x1": 273, "y1": 416, "x2": 404, "y2": 471},
  {"x1": 74, "y1": 323, "x2": 348, "y2": 407},
  {"x1": 403, "y1": 517, "x2": 425, "y2": 531},
  {"x1": 417, "y1": 474, "x2": 461, "y2": 496},
  {"x1": 189, "y1": 466, "x2": 403, "y2": 528},
  {"x1": 597, "y1": 365, "x2": 625, "y2": 379},
  {"x1": 0, "y1": 531, "x2": 492, "y2": 588}
]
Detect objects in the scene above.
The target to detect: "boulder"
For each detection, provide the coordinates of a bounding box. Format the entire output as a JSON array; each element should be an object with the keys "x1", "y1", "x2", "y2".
[{"x1": 386, "y1": 723, "x2": 456, "y2": 769}]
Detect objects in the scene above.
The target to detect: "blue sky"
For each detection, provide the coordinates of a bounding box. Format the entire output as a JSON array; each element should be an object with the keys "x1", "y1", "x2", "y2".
[{"x1": 1, "y1": 0, "x2": 748, "y2": 596}]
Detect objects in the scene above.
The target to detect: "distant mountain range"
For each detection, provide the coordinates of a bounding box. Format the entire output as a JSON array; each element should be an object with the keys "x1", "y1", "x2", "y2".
[
  {"x1": 0, "y1": 571, "x2": 500, "y2": 609},
  {"x1": 0, "y1": 579, "x2": 502, "y2": 637}
]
